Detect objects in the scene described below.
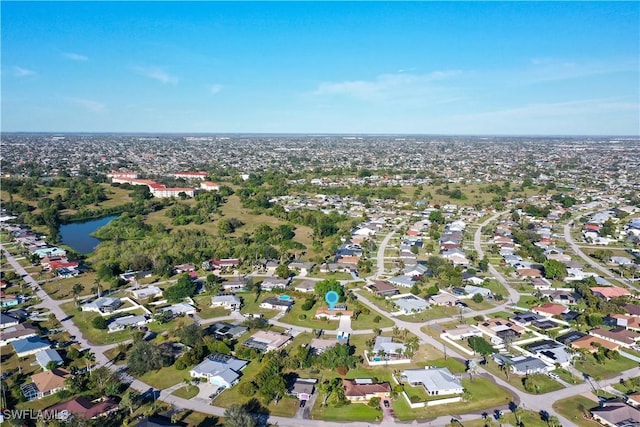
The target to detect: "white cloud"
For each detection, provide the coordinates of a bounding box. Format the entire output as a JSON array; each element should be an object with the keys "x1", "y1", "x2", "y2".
[
  {"x1": 69, "y1": 98, "x2": 107, "y2": 113},
  {"x1": 523, "y1": 57, "x2": 638, "y2": 83},
  {"x1": 208, "y1": 84, "x2": 224, "y2": 95},
  {"x1": 63, "y1": 52, "x2": 88, "y2": 61},
  {"x1": 14, "y1": 66, "x2": 37, "y2": 77},
  {"x1": 131, "y1": 66, "x2": 179, "y2": 84},
  {"x1": 312, "y1": 70, "x2": 463, "y2": 102}
]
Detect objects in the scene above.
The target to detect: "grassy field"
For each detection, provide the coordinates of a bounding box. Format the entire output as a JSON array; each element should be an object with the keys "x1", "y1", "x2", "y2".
[
  {"x1": 41, "y1": 272, "x2": 100, "y2": 300},
  {"x1": 482, "y1": 360, "x2": 563, "y2": 394},
  {"x1": 552, "y1": 395, "x2": 602, "y2": 427},
  {"x1": 193, "y1": 294, "x2": 232, "y2": 319},
  {"x1": 140, "y1": 364, "x2": 192, "y2": 389},
  {"x1": 397, "y1": 305, "x2": 460, "y2": 323},
  {"x1": 350, "y1": 305, "x2": 394, "y2": 330},
  {"x1": 59, "y1": 301, "x2": 132, "y2": 345},
  {"x1": 279, "y1": 299, "x2": 339, "y2": 330},
  {"x1": 238, "y1": 292, "x2": 282, "y2": 319},
  {"x1": 172, "y1": 385, "x2": 200, "y2": 399},
  {"x1": 393, "y1": 377, "x2": 513, "y2": 421},
  {"x1": 447, "y1": 410, "x2": 549, "y2": 427},
  {"x1": 311, "y1": 402, "x2": 382, "y2": 422},
  {"x1": 574, "y1": 354, "x2": 638, "y2": 379}
]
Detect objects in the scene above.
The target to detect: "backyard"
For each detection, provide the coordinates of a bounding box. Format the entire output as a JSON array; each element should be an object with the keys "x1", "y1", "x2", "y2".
[{"x1": 552, "y1": 395, "x2": 602, "y2": 427}]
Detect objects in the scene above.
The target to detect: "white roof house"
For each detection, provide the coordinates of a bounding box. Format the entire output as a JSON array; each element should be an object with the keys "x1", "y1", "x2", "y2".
[
  {"x1": 161, "y1": 303, "x2": 196, "y2": 317},
  {"x1": 107, "y1": 315, "x2": 151, "y2": 333},
  {"x1": 463, "y1": 285, "x2": 493, "y2": 299},
  {"x1": 190, "y1": 353, "x2": 248, "y2": 388},
  {"x1": 387, "y1": 275, "x2": 415, "y2": 288},
  {"x1": 131, "y1": 286, "x2": 163, "y2": 300},
  {"x1": 400, "y1": 368, "x2": 464, "y2": 396},
  {"x1": 211, "y1": 295, "x2": 242, "y2": 311},
  {"x1": 393, "y1": 295, "x2": 429, "y2": 314},
  {"x1": 35, "y1": 349, "x2": 63, "y2": 370},
  {"x1": 80, "y1": 297, "x2": 122, "y2": 314}
]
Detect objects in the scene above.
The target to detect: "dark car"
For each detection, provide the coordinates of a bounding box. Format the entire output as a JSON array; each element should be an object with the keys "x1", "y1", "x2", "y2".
[
  {"x1": 299, "y1": 400, "x2": 306, "y2": 408},
  {"x1": 383, "y1": 400, "x2": 390, "y2": 408}
]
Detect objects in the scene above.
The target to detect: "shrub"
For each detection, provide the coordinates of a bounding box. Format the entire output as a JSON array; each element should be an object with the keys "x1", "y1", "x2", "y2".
[
  {"x1": 298, "y1": 314, "x2": 307, "y2": 320},
  {"x1": 368, "y1": 397, "x2": 381, "y2": 408},
  {"x1": 409, "y1": 395, "x2": 422, "y2": 403},
  {"x1": 301, "y1": 298, "x2": 315, "y2": 311},
  {"x1": 238, "y1": 381, "x2": 257, "y2": 397},
  {"x1": 373, "y1": 315, "x2": 381, "y2": 324},
  {"x1": 92, "y1": 316, "x2": 108, "y2": 330}
]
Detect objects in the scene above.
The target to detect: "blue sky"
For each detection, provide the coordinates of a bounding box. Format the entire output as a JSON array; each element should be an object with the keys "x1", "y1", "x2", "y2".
[{"x1": 2, "y1": 1, "x2": 639, "y2": 135}]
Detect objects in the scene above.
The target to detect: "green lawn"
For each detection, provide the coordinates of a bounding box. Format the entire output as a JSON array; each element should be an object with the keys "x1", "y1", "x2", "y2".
[
  {"x1": 350, "y1": 305, "x2": 394, "y2": 330},
  {"x1": 140, "y1": 364, "x2": 191, "y2": 389},
  {"x1": 516, "y1": 294, "x2": 540, "y2": 308},
  {"x1": 41, "y1": 272, "x2": 100, "y2": 300},
  {"x1": 447, "y1": 410, "x2": 549, "y2": 427},
  {"x1": 193, "y1": 295, "x2": 231, "y2": 319},
  {"x1": 397, "y1": 305, "x2": 460, "y2": 322},
  {"x1": 575, "y1": 354, "x2": 638, "y2": 379},
  {"x1": 393, "y1": 377, "x2": 513, "y2": 421},
  {"x1": 311, "y1": 402, "x2": 382, "y2": 422},
  {"x1": 308, "y1": 272, "x2": 353, "y2": 280},
  {"x1": 238, "y1": 292, "x2": 282, "y2": 319},
  {"x1": 280, "y1": 299, "x2": 339, "y2": 330},
  {"x1": 172, "y1": 385, "x2": 200, "y2": 399},
  {"x1": 482, "y1": 360, "x2": 562, "y2": 394},
  {"x1": 555, "y1": 367, "x2": 584, "y2": 385},
  {"x1": 59, "y1": 301, "x2": 132, "y2": 345},
  {"x1": 552, "y1": 396, "x2": 602, "y2": 427}
]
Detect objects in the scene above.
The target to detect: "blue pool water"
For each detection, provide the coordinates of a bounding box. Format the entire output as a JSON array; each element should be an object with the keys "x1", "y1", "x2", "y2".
[{"x1": 279, "y1": 295, "x2": 291, "y2": 301}]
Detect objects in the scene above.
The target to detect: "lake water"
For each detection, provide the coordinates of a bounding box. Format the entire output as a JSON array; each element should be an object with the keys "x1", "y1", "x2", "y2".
[{"x1": 60, "y1": 215, "x2": 118, "y2": 254}]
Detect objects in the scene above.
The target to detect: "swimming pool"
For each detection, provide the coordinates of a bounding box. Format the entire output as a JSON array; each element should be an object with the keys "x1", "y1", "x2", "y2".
[{"x1": 279, "y1": 295, "x2": 291, "y2": 301}]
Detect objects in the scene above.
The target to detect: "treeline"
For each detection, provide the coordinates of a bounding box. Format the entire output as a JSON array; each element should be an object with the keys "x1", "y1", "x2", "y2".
[{"x1": 164, "y1": 189, "x2": 232, "y2": 225}]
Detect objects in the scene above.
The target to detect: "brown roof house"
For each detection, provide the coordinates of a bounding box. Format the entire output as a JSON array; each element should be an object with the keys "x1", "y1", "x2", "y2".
[
  {"x1": 343, "y1": 379, "x2": 391, "y2": 402},
  {"x1": 22, "y1": 369, "x2": 71, "y2": 401},
  {"x1": 45, "y1": 396, "x2": 119, "y2": 420}
]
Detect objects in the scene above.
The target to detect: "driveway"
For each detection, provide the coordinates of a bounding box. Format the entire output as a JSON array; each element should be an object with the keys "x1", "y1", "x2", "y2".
[{"x1": 192, "y1": 381, "x2": 222, "y2": 404}]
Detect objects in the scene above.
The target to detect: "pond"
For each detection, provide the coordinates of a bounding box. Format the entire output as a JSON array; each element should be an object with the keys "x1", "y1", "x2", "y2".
[{"x1": 59, "y1": 215, "x2": 118, "y2": 254}]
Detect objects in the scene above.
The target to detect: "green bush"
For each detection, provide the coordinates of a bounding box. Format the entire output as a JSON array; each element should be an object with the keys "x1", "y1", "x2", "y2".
[
  {"x1": 92, "y1": 316, "x2": 108, "y2": 330},
  {"x1": 238, "y1": 381, "x2": 257, "y2": 397},
  {"x1": 298, "y1": 314, "x2": 307, "y2": 320}
]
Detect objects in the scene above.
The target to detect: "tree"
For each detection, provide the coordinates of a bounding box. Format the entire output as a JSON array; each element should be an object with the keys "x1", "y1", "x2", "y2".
[
  {"x1": 164, "y1": 274, "x2": 197, "y2": 303},
  {"x1": 314, "y1": 278, "x2": 344, "y2": 301},
  {"x1": 72, "y1": 283, "x2": 84, "y2": 305},
  {"x1": 45, "y1": 360, "x2": 59, "y2": 371},
  {"x1": 176, "y1": 323, "x2": 204, "y2": 347},
  {"x1": 119, "y1": 390, "x2": 140, "y2": 416},
  {"x1": 478, "y1": 257, "x2": 489, "y2": 272},
  {"x1": 92, "y1": 316, "x2": 108, "y2": 330},
  {"x1": 224, "y1": 404, "x2": 257, "y2": 427},
  {"x1": 274, "y1": 263, "x2": 292, "y2": 279},
  {"x1": 368, "y1": 396, "x2": 381, "y2": 408},
  {"x1": 543, "y1": 259, "x2": 567, "y2": 280},
  {"x1": 472, "y1": 293, "x2": 484, "y2": 303},
  {"x1": 85, "y1": 351, "x2": 96, "y2": 374},
  {"x1": 127, "y1": 341, "x2": 172, "y2": 375}
]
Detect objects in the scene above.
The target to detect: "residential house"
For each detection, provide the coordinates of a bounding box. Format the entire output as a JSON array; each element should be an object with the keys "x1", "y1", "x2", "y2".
[
  {"x1": 0, "y1": 323, "x2": 38, "y2": 346},
  {"x1": 81, "y1": 297, "x2": 122, "y2": 314},
  {"x1": 463, "y1": 285, "x2": 492, "y2": 299},
  {"x1": 0, "y1": 294, "x2": 20, "y2": 308},
  {"x1": 293, "y1": 280, "x2": 316, "y2": 293},
  {"x1": 45, "y1": 396, "x2": 119, "y2": 420},
  {"x1": 366, "y1": 281, "x2": 400, "y2": 297},
  {"x1": 492, "y1": 354, "x2": 551, "y2": 375},
  {"x1": 288, "y1": 261, "x2": 316, "y2": 275},
  {"x1": 310, "y1": 336, "x2": 348, "y2": 354},
  {"x1": 624, "y1": 304, "x2": 640, "y2": 317},
  {"x1": 208, "y1": 322, "x2": 248, "y2": 339},
  {"x1": 189, "y1": 353, "x2": 248, "y2": 388},
  {"x1": 532, "y1": 303, "x2": 568, "y2": 318},
  {"x1": 404, "y1": 264, "x2": 429, "y2": 278},
  {"x1": 343, "y1": 379, "x2": 391, "y2": 402},
  {"x1": 131, "y1": 286, "x2": 163, "y2": 300},
  {"x1": 610, "y1": 314, "x2": 640, "y2": 332},
  {"x1": 315, "y1": 306, "x2": 354, "y2": 320},
  {"x1": 12, "y1": 337, "x2": 51, "y2": 357},
  {"x1": 0, "y1": 312, "x2": 19, "y2": 329},
  {"x1": 221, "y1": 280, "x2": 246, "y2": 293},
  {"x1": 160, "y1": 303, "x2": 196, "y2": 317},
  {"x1": 210, "y1": 258, "x2": 240, "y2": 270},
  {"x1": 367, "y1": 336, "x2": 408, "y2": 362},
  {"x1": 211, "y1": 295, "x2": 242, "y2": 311},
  {"x1": 571, "y1": 335, "x2": 619, "y2": 353},
  {"x1": 260, "y1": 277, "x2": 291, "y2": 291},
  {"x1": 510, "y1": 312, "x2": 545, "y2": 326},
  {"x1": 591, "y1": 287, "x2": 632, "y2": 300},
  {"x1": 589, "y1": 327, "x2": 640, "y2": 349},
  {"x1": 541, "y1": 290, "x2": 580, "y2": 305},
  {"x1": 319, "y1": 263, "x2": 353, "y2": 273},
  {"x1": 260, "y1": 297, "x2": 293, "y2": 312},
  {"x1": 35, "y1": 349, "x2": 63, "y2": 370},
  {"x1": 387, "y1": 275, "x2": 415, "y2": 288},
  {"x1": 173, "y1": 263, "x2": 196, "y2": 274},
  {"x1": 200, "y1": 181, "x2": 220, "y2": 191},
  {"x1": 400, "y1": 368, "x2": 464, "y2": 396},
  {"x1": 429, "y1": 292, "x2": 458, "y2": 306},
  {"x1": 525, "y1": 340, "x2": 573, "y2": 367},
  {"x1": 441, "y1": 325, "x2": 482, "y2": 341},
  {"x1": 22, "y1": 369, "x2": 70, "y2": 401},
  {"x1": 590, "y1": 401, "x2": 640, "y2": 427},
  {"x1": 393, "y1": 294, "x2": 429, "y2": 314},
  {"x1": 107, "y1": 315, "x2": 151, "y2": 333},
  {"x1": 243, "y1": 330, "x2": 292, "y2": 352},
  {"x1": 288, "y1": 378, "x2": 317, "y2": 401},
  {"x1": 477, "y1": 319, "x2": 524, "y2": 344},
  {"x1": 517, "y1": 268, "x2": 543, "y2": 278}
]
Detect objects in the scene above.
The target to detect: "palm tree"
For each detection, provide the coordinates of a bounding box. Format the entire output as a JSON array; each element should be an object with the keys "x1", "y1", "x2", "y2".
[
  {"x1": 547, "y1": 415, "x2": 561, "y2": 427},
  {"x1": 93, "y1": 278, "x2": 102, "y2": 298},
  {"x1": 72, "y1": 283, "x2": 84, "y2": 305},
  {"x1": 223, "y1": 404, "x2": 256, "y2": 427},
  {"x1": 85, "y1": 351, "x2": 96, "y2": 374},
  {"x1": 373, "y1": 327, "x2": 382, "y2": 336},
  {"x1": 392, "y1": 325, "x2": 400, "y2": 338}
]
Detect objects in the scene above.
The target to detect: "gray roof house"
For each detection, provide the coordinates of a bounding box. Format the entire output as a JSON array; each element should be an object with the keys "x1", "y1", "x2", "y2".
[
  {"x1": 211, "y1": 295, "x2": 242, "y2": 311},
  {"x1": 591, "y1": 401, "x2": 640, "y2": 427},
  {"x1": 368, "y1": 337, "x2": 408, "y2": 363},
  {"x1": 393, "y1": 295, "x2": 429, "y2": 314},
  {"x1": 160, "y1": 303, "x2": 196, "y2": 317},
  {"x1": 387, "y1": 275, "x2": 415, "y2": 288},
  {"x1": 0, "y1": 312, "x2": 20, "y2": 329},
  {"x1": 81, "y1": 297, "x2": 122, "y2": 314},
  {"x1": 492, "y1": 354, "x2": 551, "y2": 375},
  {"x1": 35, "y1": 349, "x2": 63, "y2": 370},
  {"x1": 400, "y1": 368, "x2": 464, "y2": 396},
  {"x1": 189, "y1": 353, "x2": 248, "y2": 388},
  {"x1": 108, "y1": 315, "x2": 151, "y2": 333}
]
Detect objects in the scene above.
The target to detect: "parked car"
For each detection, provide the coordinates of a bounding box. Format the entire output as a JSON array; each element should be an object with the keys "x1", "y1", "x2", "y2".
[
  {"x1": 383, "y1": 400, "x2": 390, "y2": 408},
  {"x1": 299, "y1": 400, "x2": 306, "y2": 408}
]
